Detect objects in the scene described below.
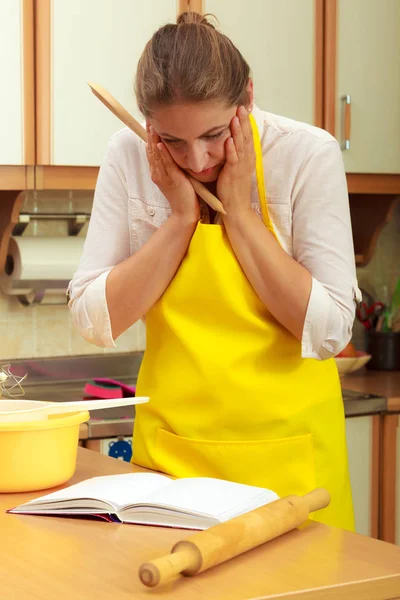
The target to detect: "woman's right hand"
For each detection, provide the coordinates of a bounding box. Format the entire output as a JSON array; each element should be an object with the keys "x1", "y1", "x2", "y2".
[{"x1": 146, "y1": 126, "x2": 200, "y2": 223}]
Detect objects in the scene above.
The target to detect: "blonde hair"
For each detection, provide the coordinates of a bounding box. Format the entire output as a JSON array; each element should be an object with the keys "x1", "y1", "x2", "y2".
[{"x1": 135, "y1": 11, "x2": 251, "y2": 116}]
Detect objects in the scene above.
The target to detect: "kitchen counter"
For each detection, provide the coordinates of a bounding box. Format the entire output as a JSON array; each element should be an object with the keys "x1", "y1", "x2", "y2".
[
  {"x1": 1, "y1": 449, "x2": 400, "y2": 599},
  {"x1": 27, "y1": 384, "x2": 389, "y2": 435},
  {"x1": 343, "y1": 369, "x2": 400, "y2": 412},
  {"x1": 19, "y1": 370, "x2": 390, "y2": 426},
  {"x1": 341, "y1": 387, "x2": 387, "y2": 416}
]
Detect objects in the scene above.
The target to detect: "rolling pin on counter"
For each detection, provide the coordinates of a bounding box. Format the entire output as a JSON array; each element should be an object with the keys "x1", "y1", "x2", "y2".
[
  {"x1": 139, "y1": 488, "x2": 330, "y2": 588},
  {"x1": 2, "y1": 448, "x2": 400, "y2": 599}
]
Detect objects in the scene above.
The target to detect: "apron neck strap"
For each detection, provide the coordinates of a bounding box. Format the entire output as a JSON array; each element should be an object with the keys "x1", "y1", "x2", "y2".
[{"x1": 249, "y1": 114, "x2": 279, "y2": 242}]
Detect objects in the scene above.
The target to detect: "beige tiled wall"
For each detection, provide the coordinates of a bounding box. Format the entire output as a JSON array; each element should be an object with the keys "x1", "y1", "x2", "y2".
[
  {"x1": 0, "y1": 190, "x2": 146, "y2": 361},
  {"x1": 1, "y1": 191, "x2": 398, "y2": 360},
  {"x1": 353, "y1": 199, "x2": 400, "y2": 349}
]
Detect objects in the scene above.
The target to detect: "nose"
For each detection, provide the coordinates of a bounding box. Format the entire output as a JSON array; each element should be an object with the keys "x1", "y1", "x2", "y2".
[{"x1": 186, "y1": 142, "x2": 208, "y2": 173}]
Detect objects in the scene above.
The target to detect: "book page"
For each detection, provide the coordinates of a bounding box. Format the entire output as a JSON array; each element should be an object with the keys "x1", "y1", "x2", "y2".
[
  {"x1": 139, "y1": 477, "x2": 279, "y2": 519},
  {"x1": 21, "y1": 473, "x2": 173, "y2": 511}
]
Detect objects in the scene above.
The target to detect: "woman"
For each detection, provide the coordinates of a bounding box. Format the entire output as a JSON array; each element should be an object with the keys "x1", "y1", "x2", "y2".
[{"x1": 69, "y1": 12, "x2": 360, "y2": 530}]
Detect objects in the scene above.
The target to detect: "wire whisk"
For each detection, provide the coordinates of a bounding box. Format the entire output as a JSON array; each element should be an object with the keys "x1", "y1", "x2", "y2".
[{"x1": 0, "y1": 365, "x2": 27, "y2": 398}]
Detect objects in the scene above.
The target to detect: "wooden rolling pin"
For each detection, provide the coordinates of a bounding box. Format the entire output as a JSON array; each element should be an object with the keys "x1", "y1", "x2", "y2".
[
  {"x1": 139, "y1": 487, "x2": 330, "y2": 588},
  {"x1": 87, "y1": 82, "x2": 226, "y2": 215}
]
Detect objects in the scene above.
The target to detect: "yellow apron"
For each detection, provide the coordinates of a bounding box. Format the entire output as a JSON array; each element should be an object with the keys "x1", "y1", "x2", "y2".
[{"x1": 133, "y1": 116, "x2": 354, "y2": 531}]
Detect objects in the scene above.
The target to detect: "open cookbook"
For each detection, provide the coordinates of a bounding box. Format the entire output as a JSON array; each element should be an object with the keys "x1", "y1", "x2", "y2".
[{"x1": 10, "y1": 472, "x2": 279, "y2": 530}]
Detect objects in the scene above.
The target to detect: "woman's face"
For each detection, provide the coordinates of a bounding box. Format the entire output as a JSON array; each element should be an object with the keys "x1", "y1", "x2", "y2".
[{"x1": 147, "y1": 101, "x2": 238, "y2": 183}]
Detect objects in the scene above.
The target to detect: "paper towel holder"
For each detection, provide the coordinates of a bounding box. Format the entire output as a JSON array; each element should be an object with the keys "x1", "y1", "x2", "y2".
[
  {"x1": 4, "y1": 211, "x2": 90, "y2": 307},
  {"x1": 4, "y1": 251, "x2": 71, "y2": 306},
  {"x1": 0, "y1": 191, "x2": 25, "y2": 277},
  {"x1": 13, "y1": 212, "x2": 90, "y2": 237},
  {"x1": 0, "y1": 193, "x2": 90, "y2": 275}
]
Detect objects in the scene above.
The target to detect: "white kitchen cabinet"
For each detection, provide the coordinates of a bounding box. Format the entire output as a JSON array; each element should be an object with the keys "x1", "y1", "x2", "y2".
[
  {"x1": 0, "y1": 0, "x2": 34, "y2": 165},
  {"x1": 204, "y1": 0, "x2": 317, "y2": 125},
  {"x1": 37, "y1": 0, "x2": 177, "y2": 166},
  {"x1": 345, "y1": 416, "x2": 378, "y2": 537},
  {"x1": 335, "y1": 0, "x2": 400, "y2": 173}
]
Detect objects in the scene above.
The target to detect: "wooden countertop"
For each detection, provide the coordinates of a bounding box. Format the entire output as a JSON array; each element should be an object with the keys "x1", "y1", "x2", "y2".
[
  {"x1": 1, "y1": 449, "x2": 400, "y2": 599},
  {"x1": 343, "y1": 369, "x2": 400, "y2": 411}
]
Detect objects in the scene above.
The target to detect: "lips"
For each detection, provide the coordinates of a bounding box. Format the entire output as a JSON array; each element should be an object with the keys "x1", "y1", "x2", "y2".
[{"x1": 189, "y1": 165, "x2": 218, "y2": 176}]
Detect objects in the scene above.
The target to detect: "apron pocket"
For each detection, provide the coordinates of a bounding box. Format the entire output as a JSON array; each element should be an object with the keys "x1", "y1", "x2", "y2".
[{"x1": 154, "y1": 429, "x2": 317, "y2": 498}]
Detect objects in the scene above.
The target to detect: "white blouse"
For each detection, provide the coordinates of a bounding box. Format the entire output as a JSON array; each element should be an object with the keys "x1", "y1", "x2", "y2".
[{"x1": 68, "y1": 105, "x2": 361, "y2": 360}]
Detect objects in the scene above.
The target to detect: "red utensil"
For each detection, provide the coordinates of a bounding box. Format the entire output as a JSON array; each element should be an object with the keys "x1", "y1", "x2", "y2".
[
  {"x1": 83, "y1": 378, "x2": 136, "y2": 399},
  {"x1": 356, "y1": 302, "x2": 385, "y2": 330}
]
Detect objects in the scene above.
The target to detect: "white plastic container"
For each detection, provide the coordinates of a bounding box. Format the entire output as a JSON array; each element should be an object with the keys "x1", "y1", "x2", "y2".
[{"x1": 0, "y1": 399, "x2": 48, "y2": 422}]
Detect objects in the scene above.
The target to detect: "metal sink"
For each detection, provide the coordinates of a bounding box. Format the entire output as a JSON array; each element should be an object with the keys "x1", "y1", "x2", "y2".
[{"x1": 3, "y1": 353, "x2": 143, "y2": 437}]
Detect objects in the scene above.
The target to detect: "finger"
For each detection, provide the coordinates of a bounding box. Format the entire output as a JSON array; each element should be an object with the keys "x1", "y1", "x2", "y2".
[
  {"x1": 146, "y1": 146, "x2": 160, "y2": 182},
  {"x1": 146, "y1": 129, "x2": 163, "y2": 181},
  {"x1": 224, "y1": 136, "x2": 238, "y2": 165},
  {"x1": 145, "y1": 139, "x2": 154, "y2": 166},
  {"x1": 146, "y1": 125, "x2": 155, "y2": 160},
  {"x1": 154, "y1": 142, "x2": 171, "y2": 179},
  {"x1": 231, "y1": 115, "x2": 245, "y2": 160},
  {"x1": 150, "y1": 127, "x2": 162, "y2": 162},
  {"x1": 238, "y1": 106, "x2": 253, "y2": 147},
  {"x1": 157, "y1": 142, "x2": 179, "y2": 175},
  {"x1": 146, "y1": 122, "x2": 153, "y2": 150},
  {"x1": 157, "y1": 143, "x2": 187, "y2": 186},
  {"x1": 147, "y1": 126, "x2": 159, "y2": 154},
  {"x1": 146, "y1": 130, "x2": 153, "y2": 158},
  {"x1": 146, "y1": 134, "x2": 156, "y2": 162},
  {"x1": 150, "y1": 126, "x2": 161, "y2": 144}
]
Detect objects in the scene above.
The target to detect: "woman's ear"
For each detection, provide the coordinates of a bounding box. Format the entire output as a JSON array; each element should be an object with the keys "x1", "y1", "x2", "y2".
[{"x1": 247, "y1": 79, "x2": 254, "y2": 112}]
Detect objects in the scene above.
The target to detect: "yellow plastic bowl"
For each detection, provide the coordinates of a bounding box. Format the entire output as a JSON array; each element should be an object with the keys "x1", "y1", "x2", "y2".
[{"x1": 0, "y1": 410, "x2": 89, "y2": 493}]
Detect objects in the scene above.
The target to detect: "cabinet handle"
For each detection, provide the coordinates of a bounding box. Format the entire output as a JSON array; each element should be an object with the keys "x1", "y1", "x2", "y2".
[{"x1": 341, "y1": 94, "x2": 351, "y2": 150}]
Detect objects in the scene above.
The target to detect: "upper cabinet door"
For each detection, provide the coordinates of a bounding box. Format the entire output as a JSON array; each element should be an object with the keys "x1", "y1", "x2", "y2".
[
  {"x1": 336, "y1": 0, "x2": 400, "y2": 173},
  {"x1": 204, "y1": 0, "x2": 318, "y2": 126},
  {"x1": 0, "y1": 0, "x2": 34, "y2": 166},
  {"x1": 37, "y1": 0, "x2": 177, "y2": 167}
]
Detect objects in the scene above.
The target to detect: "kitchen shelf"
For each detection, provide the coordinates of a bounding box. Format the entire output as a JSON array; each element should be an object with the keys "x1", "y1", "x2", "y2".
[
  {"x1": 35, "y1": 166, "x2": 99, "y2": 190},
  {"x1": 347, "y1": 174, "x2": 400, "y2": 195},
  {"x1": 0, "y1": 166, "x2": 34, "y2": 191}
]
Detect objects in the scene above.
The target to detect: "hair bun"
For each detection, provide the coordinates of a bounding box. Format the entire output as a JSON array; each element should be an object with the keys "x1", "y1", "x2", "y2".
[{"x1": 177, "y1": 11, "x2": 215, "y2": 28}]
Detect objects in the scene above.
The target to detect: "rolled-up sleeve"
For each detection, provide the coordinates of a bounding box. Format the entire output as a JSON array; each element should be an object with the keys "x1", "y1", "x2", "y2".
[
  {"x1": 68, "y1": 132, "x2": 131, "y2": 348},
  {"x1": 292, "y1": 138, "x2": 361, "y2": 360}
]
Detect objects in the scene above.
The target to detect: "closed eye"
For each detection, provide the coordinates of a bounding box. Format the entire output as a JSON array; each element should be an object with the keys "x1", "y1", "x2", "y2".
[
  {"x1": 161, "y1": 130, "x2": 226, "y2": 145},
  {"x1": 161, "y1": 138, "x2": 184, "y2": 146},
  {"x1": 202, "y1": 131, "x2": 225, "y2": 140}
]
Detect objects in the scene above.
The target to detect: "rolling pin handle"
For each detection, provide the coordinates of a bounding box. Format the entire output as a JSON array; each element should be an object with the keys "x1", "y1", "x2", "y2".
[
  {"x1": 139, "y1": 548, "x2": 199, "y2": 588},
  {"x1": 303, "y1": 488, "x2": 330, "y2": 513},
  {"x1": 138, "y1": 562, "x2": 161, "y2": 588}
]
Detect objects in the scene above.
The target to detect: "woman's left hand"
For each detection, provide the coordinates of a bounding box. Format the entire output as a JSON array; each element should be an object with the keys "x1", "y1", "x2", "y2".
[{"x1": 217, "y1": 106, "x2": 255, "y2": 217}]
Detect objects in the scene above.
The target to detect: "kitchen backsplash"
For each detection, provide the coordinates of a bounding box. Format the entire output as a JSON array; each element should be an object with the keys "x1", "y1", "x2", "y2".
[
  {"x1": 353, "y1": 199, "x2": 400, "y2": 350},
  {"x1": 1, "y1": 191, "x2": 398, "y2": 360},
  {"x1": 0, "y1": 190, "x2": 145, "y2": 361}
]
